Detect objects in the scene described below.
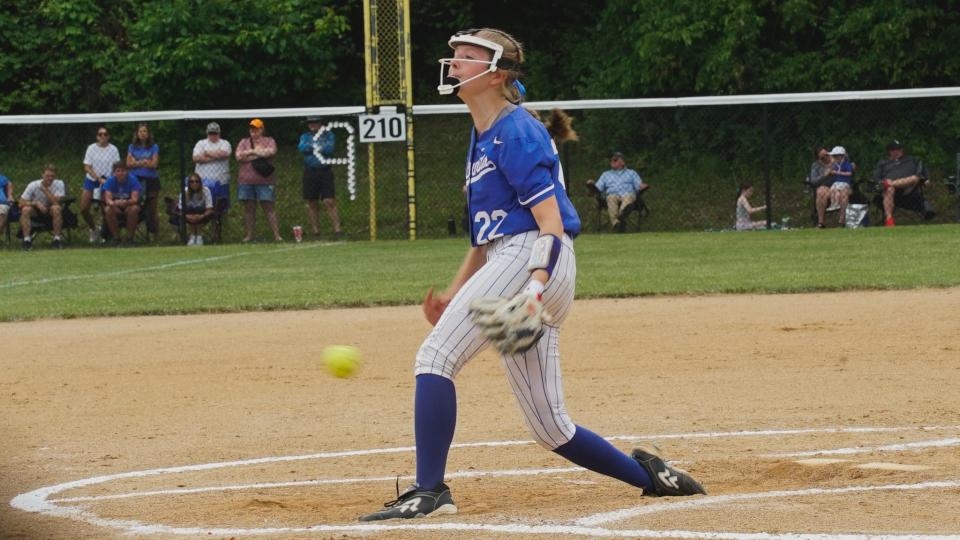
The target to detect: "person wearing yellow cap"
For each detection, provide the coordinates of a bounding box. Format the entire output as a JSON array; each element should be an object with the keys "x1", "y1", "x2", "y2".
[{"x1": 235, "y1": 118, "x2": 281, "y2": 242}]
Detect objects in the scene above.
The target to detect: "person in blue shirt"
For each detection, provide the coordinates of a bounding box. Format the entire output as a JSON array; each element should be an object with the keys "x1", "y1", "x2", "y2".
[
  {"x1": 827, "y1": 146, "x2": 854, "y2": 226},
  {"x1": 126, "y1": 123, "x2": 160, "y2": 239},
  {"x1": 102, "y1": 162, "x2": 142, "y2": 244},
  {"x1": 359, "y1": 27, "x2": 704, "y2": 523},
  {"x1": 298, "y1": 116, "x2": 342, "y2": 239},
  {"x1": 0, "y1": 173, "x2": 12, "y2": 237},
  {"x1": 587, "y1": 151, "x2": 648, "y2": 232}
]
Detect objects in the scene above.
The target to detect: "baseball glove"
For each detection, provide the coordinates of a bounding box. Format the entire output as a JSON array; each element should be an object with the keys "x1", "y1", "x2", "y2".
[{"x1": 469, "y1": 292, "x2": 552, "y2": 354}]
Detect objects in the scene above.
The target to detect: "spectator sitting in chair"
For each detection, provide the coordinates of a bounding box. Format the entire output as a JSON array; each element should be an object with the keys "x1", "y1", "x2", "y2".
[
  {"x1": 19, "y1": 164, "x2": 67, "y2": 251},
  {"x1": 874, "y1": 139, "x2": 929, "y2": 228},
  {"x1": 180, "y1": 173, "x2": 215, "y2": 246},
  {"x1": 586, "y1": 151, "x2": 647, "y2": 232},
  {"x1": 827, "y1": 146, "x2": 854, "y2": 227},
  {"x1": 808, "y1": 145, "x2": 834, "y2": 228},
  {"x1": 102, "y1": 162, "x2": 142, "y2": 246},
  {"x1": 0, "y1": 172, "x2": 12, "y2": 238}
]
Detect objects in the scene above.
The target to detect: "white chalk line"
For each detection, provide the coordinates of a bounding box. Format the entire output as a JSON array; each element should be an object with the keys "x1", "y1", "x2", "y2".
[
  {"x1": 0, "y1": 242, "x2": 330, "y2": 290},
  {"x1": 762, "y1": 437, "x2": 960, "y2": 458},
  {"x1": 576, "y1": 480, "x2": 960, "y2": 527},
  {"x1": 27, "y1": 423, "x2": 960, "y2": 505},
  {"x1": 11, "y1": 424, "x2": 960, "y2": 538},
  {"x1": 51, "y1": 466, "x2": 586, "y2": 503},
  {"x1": 50, "y1": 434, "x2": 960, "y2": 504},
  {"x1": 42, "y1": 518, "x2": 960, "y2": 540}
]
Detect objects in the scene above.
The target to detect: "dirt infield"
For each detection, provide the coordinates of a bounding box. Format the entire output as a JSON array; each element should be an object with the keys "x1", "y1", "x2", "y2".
[{"x1": 2, "y1": 288, "x2": 959, "y2": 539}]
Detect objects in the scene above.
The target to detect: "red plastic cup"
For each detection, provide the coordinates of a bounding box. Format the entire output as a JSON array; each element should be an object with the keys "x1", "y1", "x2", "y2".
[{"x1": 293, "y1": 225, "x2": 303, "y2": 243}]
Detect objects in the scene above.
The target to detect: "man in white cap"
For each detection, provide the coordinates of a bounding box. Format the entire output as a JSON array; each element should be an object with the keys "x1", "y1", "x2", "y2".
[{"x1": 192, "y1": 122, "x2": 232, "y2": 240}]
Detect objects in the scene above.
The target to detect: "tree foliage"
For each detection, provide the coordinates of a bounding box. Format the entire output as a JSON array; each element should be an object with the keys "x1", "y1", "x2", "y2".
[
  {"x1": 0, "y1": 0, "x2": 354, "y2": 114},
  {"x1": 108, "y1": 0, "x2": 354, "y2": 110},
  {"x1": 573, "y1": 0, "x2": 960, "y2": 98},
  {"x1": 1, "y1": 0, "x2": 959, "y2": 114},
  {"x1": 0, "y1": 0, "x2": 130, "y2": 113}
]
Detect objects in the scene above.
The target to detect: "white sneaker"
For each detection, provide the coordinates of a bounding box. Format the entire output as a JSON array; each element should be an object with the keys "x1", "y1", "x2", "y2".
[
  {"x1": 88, "y1": 228, "x2": 100, "y2": 243},
  {"x1": 195, "y1": 236, "x2": 204, "y2": 246},
  {"x1": 826, "y1": 202, "x2": 839, "y2": 212},
  {"x1": 187, "y1": 236, "x2": 197, "y2": 246}
]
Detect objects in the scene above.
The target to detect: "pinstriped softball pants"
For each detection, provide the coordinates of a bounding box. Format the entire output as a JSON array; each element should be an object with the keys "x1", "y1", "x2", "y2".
[{"x1": 415, "y1": 230, "x2": 578, "y2": 449}]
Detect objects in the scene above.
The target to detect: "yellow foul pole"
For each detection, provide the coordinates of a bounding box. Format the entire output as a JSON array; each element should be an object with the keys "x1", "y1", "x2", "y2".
[{"x1": 363, "y1": 0, "x2": 378, "y2": 241}]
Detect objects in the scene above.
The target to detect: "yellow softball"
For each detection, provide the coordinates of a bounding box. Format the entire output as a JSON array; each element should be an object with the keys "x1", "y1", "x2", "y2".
[{"x1": 322, "y1": 345, "x2": 361, "y2": 378}]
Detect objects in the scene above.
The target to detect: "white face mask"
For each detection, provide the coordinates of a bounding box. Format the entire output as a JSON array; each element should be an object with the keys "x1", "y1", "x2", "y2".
[{"x1": 437, "y1": 33, "x2": 504, "y2": 96}]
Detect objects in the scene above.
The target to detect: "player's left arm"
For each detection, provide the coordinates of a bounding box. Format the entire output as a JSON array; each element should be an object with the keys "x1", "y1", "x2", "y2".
[
  {"x1": 468, "y1": 197, "x2": 560, "y2": 354},
  {"x1": 528, "y1": 196, "x2": 564, "y2": 286}
]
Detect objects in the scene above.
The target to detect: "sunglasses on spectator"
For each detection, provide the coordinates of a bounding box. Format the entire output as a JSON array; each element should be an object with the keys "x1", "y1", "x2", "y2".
[
  {"x1": 97, "y1": 132, "x2": 109, "y2": 136},
  {"x1": 188, "y1": 180, "x2": 201, "y2": 184}
]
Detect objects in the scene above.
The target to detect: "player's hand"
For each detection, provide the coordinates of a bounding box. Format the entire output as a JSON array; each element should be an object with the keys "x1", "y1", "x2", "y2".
[{"x1": 423, "y1": 287, "x2": 451, "y2": 326}]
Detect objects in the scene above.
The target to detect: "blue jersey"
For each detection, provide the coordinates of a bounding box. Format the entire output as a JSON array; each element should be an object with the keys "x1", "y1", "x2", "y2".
[
  {"x1": 465, "y1": 107, "x2": 580, "y2": 246},
  {"x1": 103, "y1": 174, "x2": 142, "y2": 200}
]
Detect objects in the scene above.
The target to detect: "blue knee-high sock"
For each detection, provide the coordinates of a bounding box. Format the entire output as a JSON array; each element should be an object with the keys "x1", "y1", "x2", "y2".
[
  {"x1": 553, "y1": 425, "x2": 652, "y2": 489},
  {"x1": 414, "y1": 374, "x2": 457, "y2": 491}
]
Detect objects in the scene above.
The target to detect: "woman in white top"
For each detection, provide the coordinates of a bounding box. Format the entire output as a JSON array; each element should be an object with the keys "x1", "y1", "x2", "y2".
[{"x1": 80, "y1": 126, "x2": 120, "y2": 242}]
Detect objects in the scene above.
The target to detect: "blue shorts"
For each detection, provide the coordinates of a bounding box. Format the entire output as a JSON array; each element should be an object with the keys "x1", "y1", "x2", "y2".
[
  {"x1": 237, "y1": 183, "x2": 275, "y2": 202},
  {"x1": 209, "y1": 182, "x2": 231, "y2": 210},
  {"x1": 82, "y1": 177, "x2": 103, "y2": 191}
]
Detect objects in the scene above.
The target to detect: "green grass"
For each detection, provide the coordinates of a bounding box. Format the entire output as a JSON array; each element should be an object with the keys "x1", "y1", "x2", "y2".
[{"x1": 1, "y1": 225, "x2": 958, "y2": 321}]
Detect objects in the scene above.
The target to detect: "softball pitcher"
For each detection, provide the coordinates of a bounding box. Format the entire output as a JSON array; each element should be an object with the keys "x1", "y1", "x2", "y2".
[{"x1": 360, "y1": 28, "x2": 705, "y2": 522}]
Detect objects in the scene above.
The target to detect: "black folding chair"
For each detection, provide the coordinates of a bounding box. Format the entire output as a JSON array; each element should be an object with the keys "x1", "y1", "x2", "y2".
[
  {"x1": 16, "y1": 197, "x2": 79, "y2": 242},
  {"x1": 586, "y1": 182, "x2": 650, "y2": 231},
  {"x1": 866, "y1": 179, "x2": 936, "y2": 225}
]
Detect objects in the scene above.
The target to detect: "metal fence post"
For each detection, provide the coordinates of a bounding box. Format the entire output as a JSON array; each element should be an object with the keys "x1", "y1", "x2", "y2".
[
  {"x1": 763, "y1": 104, "x2": 772, "y2": 228},
  {"x1": 177, "y1": 119, "x2": 186, "y2": 243}
]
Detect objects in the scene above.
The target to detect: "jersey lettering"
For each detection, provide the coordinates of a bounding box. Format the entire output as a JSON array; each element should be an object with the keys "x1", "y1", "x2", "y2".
[{"x1": 469, "y1": 154, "x2": 497, "y2": 184}]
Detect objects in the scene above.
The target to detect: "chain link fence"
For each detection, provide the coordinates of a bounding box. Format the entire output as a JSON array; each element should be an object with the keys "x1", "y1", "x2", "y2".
[
  {"x1": 417, "y1": 94, "x2": 960, "y2": 236},
  {"x1": 1, "y1": 93, "x2": 959, "y2": 248}
]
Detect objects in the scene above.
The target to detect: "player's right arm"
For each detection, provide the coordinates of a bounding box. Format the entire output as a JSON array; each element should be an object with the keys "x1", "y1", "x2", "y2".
[
  {"x1": 83, "y1": 146, "x2": 98, "y2": 180},
  {"x1": 192, "y1": 141, "x2": 208, "y2": 163},
  {"x1": 423, "y1": 245, "x2": 487, "y2": 325}
]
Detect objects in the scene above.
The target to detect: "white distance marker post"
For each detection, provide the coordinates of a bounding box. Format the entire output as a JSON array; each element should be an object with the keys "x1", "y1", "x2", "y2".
[{"x1": 313, "y1": 122, "x2": 357, "y2": 201}]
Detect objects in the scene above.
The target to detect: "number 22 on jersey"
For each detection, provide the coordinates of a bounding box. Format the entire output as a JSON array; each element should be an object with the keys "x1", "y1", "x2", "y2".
[{"x1": 474, "y1": 209, "x2": 507, "y2": 245}]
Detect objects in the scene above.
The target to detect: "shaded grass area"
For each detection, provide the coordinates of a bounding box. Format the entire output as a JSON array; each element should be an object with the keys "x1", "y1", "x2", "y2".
[{"x1": 1, "y1": 225, "x2": 958, "y2": 321}]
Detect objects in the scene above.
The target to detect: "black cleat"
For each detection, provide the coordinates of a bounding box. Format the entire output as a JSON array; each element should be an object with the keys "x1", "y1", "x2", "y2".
[
  {"x1": 22, "y1": 238, "x2": 32, "y2": 251},
  {"x1": 52, "y1": 238, "x2": 63, "y2": 250},
  {"x1": 359, "y1": 482, "x2": 457, "y2": 521},
  {"x1": 632, "y1": 446, "x2": 706, "y2": 497}
]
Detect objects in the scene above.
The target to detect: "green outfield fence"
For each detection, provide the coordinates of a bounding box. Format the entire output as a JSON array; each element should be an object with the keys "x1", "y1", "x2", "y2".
[{"x1": 1, "y1": 88, "x2": 959, "y2": 247}]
